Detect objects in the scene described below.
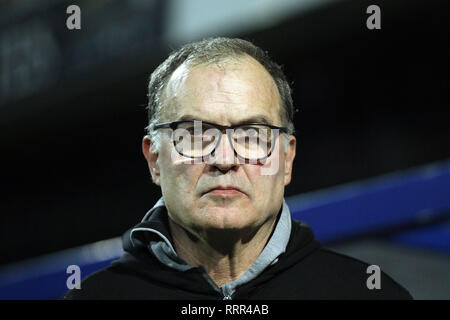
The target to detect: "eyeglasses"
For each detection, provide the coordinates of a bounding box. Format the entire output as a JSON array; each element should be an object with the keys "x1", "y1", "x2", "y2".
[{"x1": 153, "y1": 120, "x2": 288, "y2": 161}]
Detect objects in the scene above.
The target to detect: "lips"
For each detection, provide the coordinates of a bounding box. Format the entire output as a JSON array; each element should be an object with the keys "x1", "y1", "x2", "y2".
[{"x1": 203, "y1": 185, "x2": 244, "y2": 195}]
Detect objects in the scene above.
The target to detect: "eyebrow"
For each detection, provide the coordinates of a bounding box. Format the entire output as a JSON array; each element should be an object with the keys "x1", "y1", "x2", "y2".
[{"x1": 177, "y1": 114, "x2": 273, "y2": 125}]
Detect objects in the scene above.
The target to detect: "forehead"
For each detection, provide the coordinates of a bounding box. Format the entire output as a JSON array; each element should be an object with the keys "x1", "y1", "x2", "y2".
[{"x1": 162, "y1": 56, "x2": 282, "y2": 125}]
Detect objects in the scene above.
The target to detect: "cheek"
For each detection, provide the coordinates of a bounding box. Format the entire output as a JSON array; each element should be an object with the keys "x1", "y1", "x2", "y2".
[
  {"x1": 161, "y1": 163, "x2": 202, "y2": 193},
  {"x1": 159, "y1": 162, "x2": 205, "y2": 222},
  {"x1": 246, "y1": 164, "x2": 283, "y2": 195},
  {"x1": 260, "y1": 150, "x2": 286, "y2": 179},
  {"x1": 159, "y1": 149, "x2": 205, "y2": 196},
  {"x1": 249, "y1": 154, "x2": 286, "y2": 200}
]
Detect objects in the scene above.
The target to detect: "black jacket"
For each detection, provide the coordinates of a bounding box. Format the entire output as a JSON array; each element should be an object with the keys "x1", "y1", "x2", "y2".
[{"x1": 63, "y1": 207, "x2": 413, "y2": 300}]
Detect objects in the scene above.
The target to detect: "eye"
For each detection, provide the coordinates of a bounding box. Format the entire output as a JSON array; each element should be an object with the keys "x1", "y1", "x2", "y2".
[
  {"x1": 237, "y1": 126, "x2": 259, "y2": 137},
  {"x1": 185, "y1": 126, "x2": 195, "y2": 135},
  {"x1": 181, "y1": 125, "x2": 202, "y2": 137},
  {"x1": 245, "y1": 128, "x2": 258, "y2": 136}
]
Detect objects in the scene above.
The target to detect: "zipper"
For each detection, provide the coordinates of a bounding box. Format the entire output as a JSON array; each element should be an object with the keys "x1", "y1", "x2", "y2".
[
  {"x1": 199, "y1": 268, "x2": 234, "y2": 300},
  {"x1": 200, "y1": 270, "x2": 228, "y2": 299}
]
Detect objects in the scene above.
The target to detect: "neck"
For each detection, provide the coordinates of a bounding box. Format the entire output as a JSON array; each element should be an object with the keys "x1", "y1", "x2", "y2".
[{"x1": 169, "y1": 216, "x2": 278, "y2": 288}]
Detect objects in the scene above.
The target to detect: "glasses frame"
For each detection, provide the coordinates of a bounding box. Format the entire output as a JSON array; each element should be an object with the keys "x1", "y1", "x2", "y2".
[{"x1": 153, "y1": 120, "x2": 289, "y2": 161}]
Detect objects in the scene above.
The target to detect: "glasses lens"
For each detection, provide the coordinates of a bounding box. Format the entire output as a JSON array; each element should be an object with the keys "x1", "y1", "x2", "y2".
[
  {"x1": 173, "y1": 121, "x2": 220, "y2": 157},
  {"x1": 232, "y1": 125, "x2": 273, "y2": 160},
  {"x1": 171, "y1": 121, "x2": 277, "y2": 160}
]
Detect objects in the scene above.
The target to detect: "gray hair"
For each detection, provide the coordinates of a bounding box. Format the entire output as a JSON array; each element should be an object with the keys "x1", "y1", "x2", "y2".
[{"x1": 146, "y1": 37, "x2": 295, "y2": 153}]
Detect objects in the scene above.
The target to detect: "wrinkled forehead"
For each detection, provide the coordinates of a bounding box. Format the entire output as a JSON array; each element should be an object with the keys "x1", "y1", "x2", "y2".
[{"x1": 160, "y1": 56, "x2": 282, "y2": 125}]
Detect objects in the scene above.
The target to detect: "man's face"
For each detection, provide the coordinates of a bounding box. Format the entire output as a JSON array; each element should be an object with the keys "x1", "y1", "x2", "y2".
[{"x1": 143, "y1": 56, "x2": 296, "y2": 237}]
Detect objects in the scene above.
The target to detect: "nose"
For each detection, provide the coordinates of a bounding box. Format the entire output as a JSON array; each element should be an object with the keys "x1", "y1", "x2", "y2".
[{"x1": 208, "y1": 132, "x2": 238, "y2": 171}]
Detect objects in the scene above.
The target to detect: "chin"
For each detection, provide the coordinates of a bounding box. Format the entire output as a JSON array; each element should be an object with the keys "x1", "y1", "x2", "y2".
[{"x1": 198, "y1": 207, "x2": 254, "y2": 230}]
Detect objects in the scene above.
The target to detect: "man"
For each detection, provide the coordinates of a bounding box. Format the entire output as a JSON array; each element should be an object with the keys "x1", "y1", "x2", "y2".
[{"x1": 64, "y1": 37, "x2": 412, "y2": 300}]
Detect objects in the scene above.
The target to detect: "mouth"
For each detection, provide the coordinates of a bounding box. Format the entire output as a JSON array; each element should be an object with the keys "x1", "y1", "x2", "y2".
[{"x1": 203, "y1": 186, "x2": 245, "y2": 197}]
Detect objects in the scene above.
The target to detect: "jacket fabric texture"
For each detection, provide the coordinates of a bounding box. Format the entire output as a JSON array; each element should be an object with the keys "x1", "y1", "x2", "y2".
[{"x1": 63, "y1": 201, "x2": 413, "y2": 300}]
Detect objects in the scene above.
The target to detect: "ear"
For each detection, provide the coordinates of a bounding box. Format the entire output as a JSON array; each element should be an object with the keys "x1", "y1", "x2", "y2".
[
  {"x1": 142, "y1": 135, "x2": 161, "y2": 186},
  {"x1": 283, "y1": 135, "x2": 296, "y2": 186}
]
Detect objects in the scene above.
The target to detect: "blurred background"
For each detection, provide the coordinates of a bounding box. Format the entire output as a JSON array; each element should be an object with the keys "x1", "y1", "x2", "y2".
[{"x1": 0, "y1": 0, "x2": 449, "y2": 299}]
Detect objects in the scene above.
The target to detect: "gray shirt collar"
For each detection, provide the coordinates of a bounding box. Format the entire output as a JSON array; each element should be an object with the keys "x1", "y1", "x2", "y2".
[{"x1": 132, "y1": 197, "x2": 292, "y2": 295}]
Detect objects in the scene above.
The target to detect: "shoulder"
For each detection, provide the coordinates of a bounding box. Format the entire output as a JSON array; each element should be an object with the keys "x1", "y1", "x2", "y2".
[
  {"x1": 62, "y1": 265, "x2": 129, "y2": 300},
  {"x1": 62, "y1": 253, "x2": 161, "y2": 300},
  {"x1": 285, "y1": 219, "x2": 412, "y2": 299},
  {"x1": 301, "y1": 246, "x2": 413, "y2": 299}
]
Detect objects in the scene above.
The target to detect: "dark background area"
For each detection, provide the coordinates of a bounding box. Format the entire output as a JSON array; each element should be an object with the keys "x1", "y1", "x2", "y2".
[{"x1": 1, "y1": 0, "x2": 449, "y2": 266}]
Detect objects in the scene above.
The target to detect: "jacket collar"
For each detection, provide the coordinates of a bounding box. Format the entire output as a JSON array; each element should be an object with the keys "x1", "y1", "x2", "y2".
[
  {"x1": 118, "y1": 199, "x2": 319, "y2": 298},
  {"x1": 130, "y1": 198, "x2": 174, "y2": 254},
  {"x1": 128, "y1": 197, "x2": 292, "y2": 284}
]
